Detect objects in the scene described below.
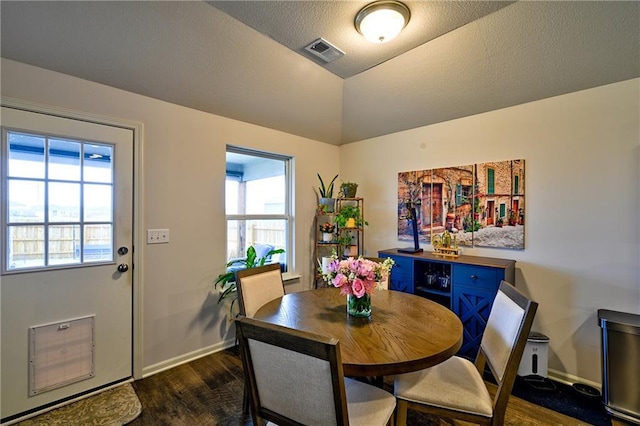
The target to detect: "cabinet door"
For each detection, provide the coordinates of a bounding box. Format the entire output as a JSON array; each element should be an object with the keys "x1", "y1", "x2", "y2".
[
  {"x1": 453, "y1": 285, "x2": 495, "y2": 359},
  {"x1": 381, "y1": 255, "x2": 414, "y2": 293},
  {"x1": 390, "y1": 272, "x2": 414, "y2": 293}
]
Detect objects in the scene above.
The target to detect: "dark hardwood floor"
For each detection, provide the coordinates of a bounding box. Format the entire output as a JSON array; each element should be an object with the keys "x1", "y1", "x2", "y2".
[
  {"x1": 129, "y1": 346, "x2": 622, "y2": 425},
  {"x1": 129, "y1": 347, "x2": 250, "y2": 426}
]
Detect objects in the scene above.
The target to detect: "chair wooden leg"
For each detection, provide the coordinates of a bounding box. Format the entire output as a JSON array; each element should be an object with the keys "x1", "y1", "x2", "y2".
[
  {"x1": 242, "y1": 382, "x2": 250, "y2": 415},
  {"x1": 395, "y1": 399, "x2": 408, "y2": 426}
]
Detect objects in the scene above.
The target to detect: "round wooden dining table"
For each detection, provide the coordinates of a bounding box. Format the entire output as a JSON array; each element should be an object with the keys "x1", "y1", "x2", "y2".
[{"x1": 253, "y1": 287, "x2": 463, "y2": 377}]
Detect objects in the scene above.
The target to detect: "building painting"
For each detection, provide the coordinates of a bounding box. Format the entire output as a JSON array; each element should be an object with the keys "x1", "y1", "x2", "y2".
[{"x1": 398, "y1": 159, "x2": 525, "y2": 250}]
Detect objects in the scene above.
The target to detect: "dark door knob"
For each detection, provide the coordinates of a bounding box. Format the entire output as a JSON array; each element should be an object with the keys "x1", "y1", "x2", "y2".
[
  {"x1": 118, "y1": 246, "x2": 129, "y2": 255},
  {"x1": 117, "y1": 263, "x2": 129, "y2": 273}
]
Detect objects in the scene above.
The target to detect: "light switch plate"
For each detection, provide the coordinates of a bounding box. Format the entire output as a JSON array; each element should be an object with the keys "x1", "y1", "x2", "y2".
[{"x1": 147, "y1": 229, "x2": 170, "y2": 244}]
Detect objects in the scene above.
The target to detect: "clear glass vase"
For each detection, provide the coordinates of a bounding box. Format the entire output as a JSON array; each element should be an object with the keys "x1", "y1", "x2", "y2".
[{"x1": 347, "y1": 293, "x2": 371, "y2": 317}]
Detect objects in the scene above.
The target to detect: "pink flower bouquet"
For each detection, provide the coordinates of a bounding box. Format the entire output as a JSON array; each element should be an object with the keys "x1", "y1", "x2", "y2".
[{"x1": 321, "y1": 255, "x2": 394, "y2": 297}]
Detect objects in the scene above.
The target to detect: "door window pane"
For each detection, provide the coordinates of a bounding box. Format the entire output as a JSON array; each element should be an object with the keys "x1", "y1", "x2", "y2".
[
  {"x1": 48, "y1": 139, "x2": 81, "y2": 181},
  {"x1": 8, "y1": 132, "x2": 45, "y2": 179},
  {"x1": 8, "y1": 225, "x2": 45, "y2": 269},
  {"x1": 3, "y1": 130, "x2": 115, "y2": 272},
  {"x1": 48, "y1": 225, "x2": 81, "y2": 266},
  {"x1": 9, "y1": 180, "x2": 45, "y2": 222},
  {"x1": 84, "y1": 224, "x2": 113, "y2": 262},
  {"x1": 49, "y1": 182, "x2": 80, "y2": 222},
  {"x1": 84, "y1": 144, "x2": 113, "y2": 183},
  {"x1": 84, "y1": 184, "x2": 112, "y2": 222}
]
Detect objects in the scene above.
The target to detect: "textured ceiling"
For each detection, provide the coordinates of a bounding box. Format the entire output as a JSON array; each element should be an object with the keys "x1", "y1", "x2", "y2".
[
  {"x1": 207, "y1": 1, "x2": 513, "y2": 78},
  {"x1": 1, "y1": 1, "x2": 639, "y2": 145}
]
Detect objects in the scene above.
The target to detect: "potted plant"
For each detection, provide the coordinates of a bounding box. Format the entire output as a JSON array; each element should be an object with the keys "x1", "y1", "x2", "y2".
[
  {"x1": 214, "y1": 245, "x2": 285, "y2": 317},
  {"x1": 473, "y1": 198, "x2": 482, "y2": 220},
  {"x1": 339, "y1": 181, "x2": 358, "y2": 198},
  {"x1": 337, "y1": 233, "x2": 358, "y2": 257},
  {"x1": 335, "y1": 204, "x2": 367, "y2": 228},
  {"x1": 319, "y1": 222, "x2": 335, "y2": 242},
  {"x1": 317, "y1": 173, "x2": 338, "y2": 212}
]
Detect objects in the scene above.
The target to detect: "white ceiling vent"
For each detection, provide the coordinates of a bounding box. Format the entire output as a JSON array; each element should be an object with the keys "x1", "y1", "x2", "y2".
[{"x1": 304, "y1": 38, "x2": 345, "y2": 63}]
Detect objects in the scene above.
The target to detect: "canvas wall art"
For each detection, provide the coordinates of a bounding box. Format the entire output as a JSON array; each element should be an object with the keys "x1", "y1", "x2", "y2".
[{"x1": 398, "y1": 159, "x2": 525, "y2": 250}]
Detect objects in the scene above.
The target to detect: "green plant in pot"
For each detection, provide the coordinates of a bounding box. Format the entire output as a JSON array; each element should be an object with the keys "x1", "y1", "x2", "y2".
[
  {"x1": 214, "y1": 245, "x2": 285, "y2": 317},
  {"x1": 335, "y1": 204, "x2": 368, "y2": 228},
  {"x1": 339, "y1": 181, "x2": 358, "y2": 198},
  {"x1": 336, "y1": 233, "x2": 358, "y2": 257},
  {"x1": 317, "y1": 173, "x2": 338, "y2": 212}
]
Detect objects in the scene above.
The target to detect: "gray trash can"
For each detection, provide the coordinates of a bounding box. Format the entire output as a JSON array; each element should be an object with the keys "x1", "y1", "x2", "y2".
[{"x1": 598, "y1": 309, "x2": 640, "y2": 425}]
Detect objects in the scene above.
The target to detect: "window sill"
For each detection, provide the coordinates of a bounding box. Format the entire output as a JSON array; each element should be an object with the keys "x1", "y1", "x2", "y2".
[{"x1": 282, "y1": 272, "x2": 301, "y2": 285}]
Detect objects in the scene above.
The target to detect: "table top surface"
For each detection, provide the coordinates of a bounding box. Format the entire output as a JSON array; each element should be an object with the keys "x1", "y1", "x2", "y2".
[{"x1": 253, "y1": 287, "x2": 463, "y2": 377}]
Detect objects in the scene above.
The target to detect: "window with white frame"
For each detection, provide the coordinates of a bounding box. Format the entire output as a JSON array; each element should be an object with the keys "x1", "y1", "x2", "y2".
[
  {"x1": 225, "y1": 146, "x2": 292, "y2": 272},
  {"x1": 2, "y1": 129, "x2": 114, "y2": 272}
]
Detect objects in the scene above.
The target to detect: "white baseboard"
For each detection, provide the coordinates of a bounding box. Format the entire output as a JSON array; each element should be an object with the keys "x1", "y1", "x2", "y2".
[{"x1": 141, "y1": 339, "x2": 237, "y2": 378}]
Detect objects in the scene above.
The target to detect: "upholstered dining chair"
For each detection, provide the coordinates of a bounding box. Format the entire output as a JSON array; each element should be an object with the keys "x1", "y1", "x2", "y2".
[
  {"x1": 235, "y1": 263, "x2": 285, "y2": 318},
  {"x1": 235, "y1": 263, "x2": 286, "y2": 414},
  {"x1": 393, "y1": 281, "x2": 538, "y2": 425},
  {"x1": 235, "y1": 316, "x2": 397, "y2": 426}
]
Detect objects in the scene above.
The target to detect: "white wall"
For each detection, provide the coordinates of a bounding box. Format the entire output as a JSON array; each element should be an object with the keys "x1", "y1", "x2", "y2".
[
  {"x1": 2, "y1": 58, "x2": 638, "y2": 387},
  {"x1": 1, "y1": 59, "x2": 338, "y2": 374},
  {"x1": 341, "y1": 78, "x2": 640, "y2": 386}
]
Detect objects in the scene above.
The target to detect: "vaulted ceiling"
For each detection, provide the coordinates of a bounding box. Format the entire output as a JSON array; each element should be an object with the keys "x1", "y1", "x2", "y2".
[{"x1": 1, "y1": 1, "x2": 638, "y2": 145}]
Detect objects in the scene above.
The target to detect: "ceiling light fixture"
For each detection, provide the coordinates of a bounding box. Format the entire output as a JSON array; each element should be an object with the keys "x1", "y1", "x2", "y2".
[{"x1": 355, "y1": 0, "x2": 411, "y2": 44}]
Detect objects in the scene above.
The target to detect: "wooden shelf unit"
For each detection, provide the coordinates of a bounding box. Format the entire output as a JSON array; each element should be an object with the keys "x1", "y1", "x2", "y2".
[{"x1": 313, "y1": 198, "x2": 365, "y2": 288}]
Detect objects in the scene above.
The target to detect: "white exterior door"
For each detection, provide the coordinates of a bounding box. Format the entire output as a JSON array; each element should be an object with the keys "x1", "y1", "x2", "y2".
[{"x1": 1, "y1": 106, "x2": 134, "y2": 420}]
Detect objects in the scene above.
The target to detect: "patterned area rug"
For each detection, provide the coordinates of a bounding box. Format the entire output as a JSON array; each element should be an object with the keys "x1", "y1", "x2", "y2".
[{"x1": 17, "y1": 383, "x2": 142, "y2": 426}]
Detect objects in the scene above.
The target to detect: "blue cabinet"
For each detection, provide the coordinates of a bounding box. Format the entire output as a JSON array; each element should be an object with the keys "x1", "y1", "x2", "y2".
[
  {"x1": 453, "y1": 285, "x2": 495, "y2": 358},
  {"x1": 384, "y1": 255, "x2": 414, "y2": 293},
  {"x1": 378, "y1": 249, "x2": 515, "y2": 359}
]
